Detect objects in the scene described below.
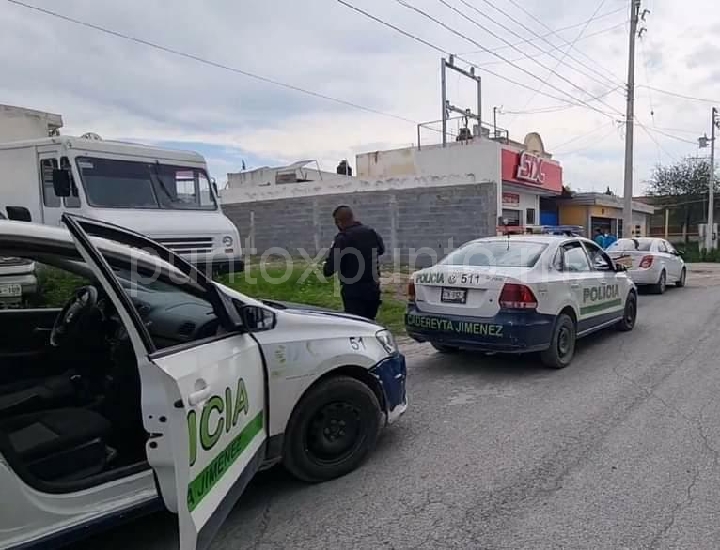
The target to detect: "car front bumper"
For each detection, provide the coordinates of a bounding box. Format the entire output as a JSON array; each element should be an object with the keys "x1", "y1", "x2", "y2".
[
  {"x1": 405, "y1": 307, "x2": 556, "y2": 353},
  {"x1": 369, "y1": 353, "x2": 407, "y2": 424},
  {"x1": 0, "y1": 272, "x2": 37, "y2": 304}
]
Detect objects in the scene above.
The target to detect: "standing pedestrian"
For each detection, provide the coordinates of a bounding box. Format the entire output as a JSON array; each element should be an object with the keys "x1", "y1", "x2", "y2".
[
  {"x1": 594, "y1": 227, "x2": 605, "y2": 247},
  {"x1": 323, "y1": 205, "x2": 385, "y2": 320},
  {"x1": 604, "y1": 227, "x2": 617, "y2": 248}
]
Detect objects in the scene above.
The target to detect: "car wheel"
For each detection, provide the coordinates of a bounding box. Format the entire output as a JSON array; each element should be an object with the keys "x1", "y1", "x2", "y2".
[
  {"x1": 283, "y1": 375, "x2": 383, "y2": 483},
  {"x1": 676, "y1": 268, "x2": 686, "y2": 288},
  {"x1": 540, "y1": 313, "x2": 576, "y2": 369},
  {"x1": 651, "y1": 270, "x2": 666, "y2": 295},
  {"x1": 615, "y1": 292, "x2": 637, "y2": 332},
  {"x1": 431, "y1": 343, "x2": 460, "y2": 354}
]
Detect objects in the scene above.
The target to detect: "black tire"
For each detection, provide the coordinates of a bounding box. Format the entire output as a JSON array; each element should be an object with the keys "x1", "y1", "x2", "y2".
[
  {"x1": 282, "y1": 375, "x2": 383, "y2": 483},
  {"x1": 615, "y1": 292, "x2": 637, "y2": 332},
  {"x1": 431, "y1": 343, "x2": 460, "y2": 354},
  {"x1": 651, "y1": 270, "x2": 666, "y2": 295},
  {"x1": 540, "y1": 313, "x2": 576, "y2": 369},
  {"x1": 676, "y1": 268, "x2": 686, "y2": 288}
]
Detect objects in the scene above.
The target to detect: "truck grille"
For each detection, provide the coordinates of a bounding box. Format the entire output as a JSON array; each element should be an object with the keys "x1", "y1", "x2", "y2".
[
  {"x1": 0, "y1": 256, "x2": 33, "y2": 267},
  {"x1": 156, "y1": 237, "x2": 214, "y2": 255}
]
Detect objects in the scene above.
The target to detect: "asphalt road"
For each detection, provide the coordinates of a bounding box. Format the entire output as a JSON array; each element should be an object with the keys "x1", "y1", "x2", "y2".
[{"x1": 73, "y1": 271, "x2": 720, "y2": 550}]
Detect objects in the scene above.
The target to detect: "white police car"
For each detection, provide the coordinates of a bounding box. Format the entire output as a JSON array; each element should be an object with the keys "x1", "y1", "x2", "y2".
[
  {"x1": 0, "y1": 215, "x2": 406, "y2": 550},
  {"x1": 405, "y1": 234, "x2": 637, "y2": 368}
]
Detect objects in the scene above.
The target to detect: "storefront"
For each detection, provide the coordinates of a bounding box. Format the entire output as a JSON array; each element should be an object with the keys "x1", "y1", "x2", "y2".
[
  {"x1": 556, "y1": 193, "x2": 655, "y2": 237},
  {"x1": 497, "y1": 132, "x2": 563, "y2": 233}
]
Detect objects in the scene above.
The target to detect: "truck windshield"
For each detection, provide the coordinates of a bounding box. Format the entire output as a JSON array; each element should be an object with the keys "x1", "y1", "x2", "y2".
[{"x1": 75, "y1": 157, "x2": 217, "y2": 210}]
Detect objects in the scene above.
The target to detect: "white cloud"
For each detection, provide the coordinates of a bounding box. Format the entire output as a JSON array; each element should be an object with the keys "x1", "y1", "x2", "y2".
[{"x1": 0, "y1": 0, "x2": 716, "y2": 197}]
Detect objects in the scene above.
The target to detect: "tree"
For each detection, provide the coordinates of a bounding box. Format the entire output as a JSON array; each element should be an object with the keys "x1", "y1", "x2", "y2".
[{"x1": 646, "y1": 157, "x2": 717, "y2": 242}]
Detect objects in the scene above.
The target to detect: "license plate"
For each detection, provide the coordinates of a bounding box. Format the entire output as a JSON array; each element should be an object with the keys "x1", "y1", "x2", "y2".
[
  {"x1": 441, "y1": 287, "x2": 467, "y2": 304},
  {"x1": 0, "y1": 283, "x2": 22, "y2": 298}
]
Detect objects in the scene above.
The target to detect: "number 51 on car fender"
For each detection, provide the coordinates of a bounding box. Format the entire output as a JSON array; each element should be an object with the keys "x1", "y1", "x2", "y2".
[{"x1": 62, "y1": 213, "x2": 269, "y2": 550}]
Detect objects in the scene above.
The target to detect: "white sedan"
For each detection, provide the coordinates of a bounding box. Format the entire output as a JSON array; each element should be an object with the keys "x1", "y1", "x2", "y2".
[
  {"x1": 605, "y1": 237, "x2": 686, "y2": 294},
  {"x1": 0, "y1": 215, "x2": 407, "y2": 550},
  {"x1": 405, "y1": 234, "x2": 637, "y2": 368}
]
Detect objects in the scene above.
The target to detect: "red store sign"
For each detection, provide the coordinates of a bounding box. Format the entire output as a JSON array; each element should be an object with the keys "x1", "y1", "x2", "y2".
[{"x1": 501, "y1": 148, "x2": 563, "y2": 193}]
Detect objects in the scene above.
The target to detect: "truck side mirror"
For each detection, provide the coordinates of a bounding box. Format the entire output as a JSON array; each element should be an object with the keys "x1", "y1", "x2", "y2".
[
  {"x1": 52, "y1": 169, "x2": 72, "y2": 197},
  {"x1": 6, "y1": 206, "x2": 32, "y2": 222}
]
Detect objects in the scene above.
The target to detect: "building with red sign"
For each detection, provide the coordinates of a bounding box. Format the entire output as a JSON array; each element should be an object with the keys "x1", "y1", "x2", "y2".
[{"x1": 355, "y1": 130, "x2": 564, "y2": 233}]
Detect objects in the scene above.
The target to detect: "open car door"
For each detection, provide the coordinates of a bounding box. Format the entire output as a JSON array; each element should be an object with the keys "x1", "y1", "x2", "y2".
[{"x1": 62, "y1": 213, "x2": 268, "y2": 550}]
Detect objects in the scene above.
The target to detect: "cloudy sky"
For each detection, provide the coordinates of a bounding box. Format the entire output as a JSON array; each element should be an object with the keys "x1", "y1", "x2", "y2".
[{"x1": 0, "y1": 0, "x2": 715, "y2": 194}]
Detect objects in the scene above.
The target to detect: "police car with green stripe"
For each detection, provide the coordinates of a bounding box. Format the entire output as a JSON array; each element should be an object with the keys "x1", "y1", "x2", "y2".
[{"x1": 405, "y1": 233, "x2": 637, "y2": 368}]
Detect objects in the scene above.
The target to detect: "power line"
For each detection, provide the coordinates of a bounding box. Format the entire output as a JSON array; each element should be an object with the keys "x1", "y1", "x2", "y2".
[
  {"x1": 506, "y1": 0, "x2": 612, "y2": 128},
  {"x1": 473, "y1": 22, "x2": 627, "y2": 68},
  {"x1": 461, "y1": 0, "x2": 623, "y2": 92},
  {"x1": 459, "y1": 7, "x2": 626, "y2": 56},
  {"x1": 552, "y1": 120, "x2": 615, "y2": 151},
  {"x1": 501, "y1": 85, "x2": 623, "y2": 115},
  {"x1": 7, "y1": 0, "x2": 425, "y2": 126},
  {"x1": 637, "y1": 85, "x2": 719, "y2": 105},
  {"x1": 336, "y1": 0, "x2": 615, "y2": 111},
  {"x1": 391, "y1": 0, "x2": 618, "y2": 119},
  {"x1": 558, "y1": 124, "x2": 621, "y2": 156},
  {"x1": 428, "y1": 0, "x2": 624, "y2": 118},
  {"x1": 503, "y1": 0, "x2": 625, "y2": 85}
]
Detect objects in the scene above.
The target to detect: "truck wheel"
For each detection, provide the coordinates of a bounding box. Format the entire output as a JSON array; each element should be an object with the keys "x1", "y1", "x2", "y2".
[
  {"x1": 615, "y1": 292, "x2": 637, "y2": 332},
  {"x1": 540, "y1": 313, "x2": 576, "y2": 369},
  {"x1": 431, "y1": 343, "x2": 460, "y2": 354},
  {"x1": 283, "y1": 375, "x2": 383, "y2": 483}
]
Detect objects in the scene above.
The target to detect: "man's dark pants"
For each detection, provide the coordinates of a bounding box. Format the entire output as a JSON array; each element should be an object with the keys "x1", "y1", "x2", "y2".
[{"x1": 341, "y1": 284, "x2": 382, "y2": 320}]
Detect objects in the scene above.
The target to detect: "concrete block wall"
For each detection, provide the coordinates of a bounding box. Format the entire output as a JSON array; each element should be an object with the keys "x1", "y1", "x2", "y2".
[{"x1": 222, "y1": 182, "x2": 497, "y2": 268}]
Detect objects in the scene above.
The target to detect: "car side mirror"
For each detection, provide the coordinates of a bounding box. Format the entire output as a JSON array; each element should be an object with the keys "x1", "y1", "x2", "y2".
[
  {"x1": 239, "y1": 305, "x2": 276, "y2": 332},
  {"x1": 52, "y1": 168, "x2": 72, "y2": 197},
  {"x1": 5, "y1": 206, "x2": 32, "y2": 222}
]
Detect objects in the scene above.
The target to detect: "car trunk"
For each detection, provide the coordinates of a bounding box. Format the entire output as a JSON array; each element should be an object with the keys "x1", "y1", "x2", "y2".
[
  {"x1": 414, "y1": 266, "x2": 529, "y2": 317},
  {"x1": 607, "y1": 250, "x2": 651, "y2": 270}
]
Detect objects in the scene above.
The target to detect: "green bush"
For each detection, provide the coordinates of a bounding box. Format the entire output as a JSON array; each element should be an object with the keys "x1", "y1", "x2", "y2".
[{"x1": 671, "y1": 242, "x2": 720, "y2": 263}]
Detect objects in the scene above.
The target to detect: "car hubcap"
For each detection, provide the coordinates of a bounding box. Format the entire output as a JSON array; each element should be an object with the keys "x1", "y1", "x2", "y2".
[
  {"x1": 307, "y1": 402, "x2": 363, "y2": 464},
  {"x1": 557, "y1": 326, "x2": 572, "y2": 357},
  {"x1": 626, "y1": 300, "x2": 636, "y2": 325}
]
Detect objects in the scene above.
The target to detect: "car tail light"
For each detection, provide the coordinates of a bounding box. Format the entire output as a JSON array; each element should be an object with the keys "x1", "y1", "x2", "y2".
[
  {"x1": 407, "y1": 281, "x2": 416, "y2": 302},
  {"x1": 499, "y1": 283, "x2": 538, "y2": 310},
  {"x1": 639, "y1": 255, "x2": 654, "y2": 268}
]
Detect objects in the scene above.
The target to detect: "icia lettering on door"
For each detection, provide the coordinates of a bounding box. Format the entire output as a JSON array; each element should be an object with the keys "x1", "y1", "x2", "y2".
[{"x1": 516, "y1": 151, "x2": 545, "y2": 184}]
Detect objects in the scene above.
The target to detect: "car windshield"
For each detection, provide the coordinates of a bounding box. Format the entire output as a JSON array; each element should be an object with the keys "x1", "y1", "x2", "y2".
[
  {"x1": 440, "y1": 240, "x2": 547, "y2": 267},
  {"x1": 75, "y1": 156, "x2": 217, "y2": 211},
  {"x1": 607, "y1": 238, "x2": 653, "y2": 252}
]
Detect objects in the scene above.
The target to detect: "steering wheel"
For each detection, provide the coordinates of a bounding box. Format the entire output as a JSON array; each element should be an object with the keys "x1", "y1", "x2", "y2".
[{"x1": 50, "y1": 285, "x2": 99, "y2": 347}]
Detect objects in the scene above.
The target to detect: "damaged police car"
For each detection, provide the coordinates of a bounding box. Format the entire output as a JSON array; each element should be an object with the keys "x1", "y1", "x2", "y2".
[
  {"x1": 406, "y1": 234, "x2": 636, "y2": 368},
  {"x1": 0, "y1": 214, "x2": 406, "y2": 550}
]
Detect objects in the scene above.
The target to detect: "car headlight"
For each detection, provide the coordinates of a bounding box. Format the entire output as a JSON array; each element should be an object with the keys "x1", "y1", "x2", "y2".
[
  {"x1": 376, "y1": 329, "x2": 398, "y2": 355},
  {"x1": 222, "y1": 236, "x2": 234, "y2": 248}
]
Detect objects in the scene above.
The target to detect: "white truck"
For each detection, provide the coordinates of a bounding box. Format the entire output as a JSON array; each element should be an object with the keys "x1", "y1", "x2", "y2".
[{"x1": 0, "y1": 105, "x2": 243, "y2": 275}]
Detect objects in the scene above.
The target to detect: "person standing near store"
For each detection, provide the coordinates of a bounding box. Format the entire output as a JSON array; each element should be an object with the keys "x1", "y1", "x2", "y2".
[
  {"x1": 604, "y1": 227, "x2": 617, "y2": 248},
  {"x1": 594, "y1": 227, "x2": 606, "y2": 247},
  {"x1": 323, "y1": 205, "x2": 385, "y2": 320}
]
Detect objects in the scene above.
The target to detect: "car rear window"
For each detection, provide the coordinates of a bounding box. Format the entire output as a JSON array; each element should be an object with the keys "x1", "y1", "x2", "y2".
[
  {"x1": 440, "y1": 240, "x2": 547, "y2": 267},
  {"x1": 607, "y1": 238, "x2": 653, "y2": 252}
]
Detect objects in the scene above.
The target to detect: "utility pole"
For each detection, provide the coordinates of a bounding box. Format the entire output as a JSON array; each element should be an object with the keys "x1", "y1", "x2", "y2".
[
  {"x1": 440, "y1": 55, "x2": 482, "y2": 147},
  {"x1": 622, "y1": 0, "x2": 642, "y2": 239},
  {"x1": 708, "y1": 107, "x2": 718, "y2": 250}
]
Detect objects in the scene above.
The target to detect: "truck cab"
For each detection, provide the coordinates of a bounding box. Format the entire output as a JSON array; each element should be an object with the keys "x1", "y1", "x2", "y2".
[{"x1": 0, "y1": 106, "x2": 243, "y2": 276}]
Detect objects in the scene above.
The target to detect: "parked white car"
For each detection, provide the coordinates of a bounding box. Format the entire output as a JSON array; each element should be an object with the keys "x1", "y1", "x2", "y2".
[
  {"x1": 0, "y1": 210, "x2": 36, "y2": 307},
  {"x1": 0, "y1": 215, "x2": 407, "y2": 550},
  {"x1": 406, "y1": 235, "x2": 637, "y2": 368},
  {"x1": 605, "y1": 237, "x2": 686, "y2": 294}
]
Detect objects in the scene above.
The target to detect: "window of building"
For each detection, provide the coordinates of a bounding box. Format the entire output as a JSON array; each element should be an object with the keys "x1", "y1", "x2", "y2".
[
  {"x1": 526, "y1": 208, "x2": 536, "y2": 225},
  {"x1": 501, "y1": 209, "x2": 521, "y2": 226}
]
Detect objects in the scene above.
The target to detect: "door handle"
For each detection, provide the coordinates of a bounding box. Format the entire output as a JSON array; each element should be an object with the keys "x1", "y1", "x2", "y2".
[
  {"x1": 188, "y1": 381, "x2": 212, "y2": 406},
  {"x1": 570, "y1": 283, "x2": 581, "y2": 289}
]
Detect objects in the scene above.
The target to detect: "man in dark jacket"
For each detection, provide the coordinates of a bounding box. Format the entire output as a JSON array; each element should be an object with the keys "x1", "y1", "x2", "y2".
[{"x1": 322, "y1": 205, "x2": 385, "y2": 320}]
